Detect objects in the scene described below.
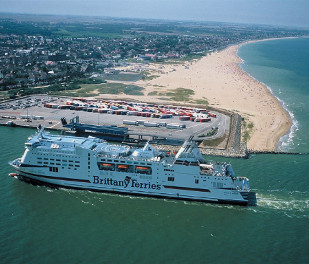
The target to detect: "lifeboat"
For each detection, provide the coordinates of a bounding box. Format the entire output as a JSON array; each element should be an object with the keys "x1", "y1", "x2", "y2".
[
  {"x1": 136, "y1": 166, "x2": 150, "y2": 170},
  {"x1": 117, "y1": 164, "x2": 129, "y2": 169},
  {"x1": 9, "y1": 173, "x2": 18, "y2": 177},
  {"x1": 101, "y1": 163, "x2": 113, "y2": 167}
]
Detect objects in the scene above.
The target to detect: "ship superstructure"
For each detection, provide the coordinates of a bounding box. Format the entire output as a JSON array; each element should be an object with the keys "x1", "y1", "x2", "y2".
[{"x1": 9, "y1": 128, "x2": 256, "y2": 205}]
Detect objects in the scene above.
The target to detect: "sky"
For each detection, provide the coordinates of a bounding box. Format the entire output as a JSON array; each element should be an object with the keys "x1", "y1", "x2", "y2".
[{"x1": 1, "y1": 0, "x2": 309, "y2": 28}]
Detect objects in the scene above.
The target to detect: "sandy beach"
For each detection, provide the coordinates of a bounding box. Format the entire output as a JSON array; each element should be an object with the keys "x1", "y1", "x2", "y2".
[{"x1": 126, "y1": 42, "x2": 292, "y2": 151}]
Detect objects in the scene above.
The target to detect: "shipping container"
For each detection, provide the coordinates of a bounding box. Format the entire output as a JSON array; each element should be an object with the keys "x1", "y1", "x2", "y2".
[
  {"x1": 179, "y1": 116, "x2": 190, "y2": 121},
  {"x1": 123, "y1": 120, "x2": 138, "y2": 125},
  {"x1": 144, "y1": 122, "x2": 158, "y2": 127}
]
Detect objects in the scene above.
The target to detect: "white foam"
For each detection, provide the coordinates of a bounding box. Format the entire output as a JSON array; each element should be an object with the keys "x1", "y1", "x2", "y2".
[{"x1": 257, "y1": 194, "x2": 309, "y2": 215}]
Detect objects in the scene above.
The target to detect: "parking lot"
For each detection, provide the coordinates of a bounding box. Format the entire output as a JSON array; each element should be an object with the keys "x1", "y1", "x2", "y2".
[{"x1": 0, "y1": 95, "x2": 230, "y2": 142}]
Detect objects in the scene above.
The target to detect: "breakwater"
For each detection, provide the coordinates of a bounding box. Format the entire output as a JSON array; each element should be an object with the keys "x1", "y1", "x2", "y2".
[{"x1": 248, "y1": 150, "x2": 309, "y2": 156}]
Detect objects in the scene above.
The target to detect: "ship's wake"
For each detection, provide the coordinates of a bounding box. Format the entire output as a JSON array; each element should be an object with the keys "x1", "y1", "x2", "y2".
[{"x1": 256, "y1": 193, "x2": 309, "y2": 218}]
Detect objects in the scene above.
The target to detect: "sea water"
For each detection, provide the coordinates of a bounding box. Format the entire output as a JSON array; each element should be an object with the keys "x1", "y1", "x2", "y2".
[
  {"x1": 0, "y1": 38, "x2": 308, "y2": 264},
  {"x1": 238, "y1": 38, "x2": 309, "y2": 153}
]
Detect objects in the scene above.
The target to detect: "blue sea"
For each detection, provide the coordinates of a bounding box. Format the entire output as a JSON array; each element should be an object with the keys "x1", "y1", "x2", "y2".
[
  {"x1": 1, "y1": 38, "x2": 308, "y2": 264},
  {"x1": 238, "y1": 38, "x2": 309, "y2": 153}
]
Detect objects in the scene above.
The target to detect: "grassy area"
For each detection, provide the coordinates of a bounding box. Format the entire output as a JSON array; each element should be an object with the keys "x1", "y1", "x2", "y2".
[
  {"x1": 142, "y1": 75, "x2": 160, "y2": 81},
  {"x1": 7, "y1": 82, "x2": 81, "y2": 98},
  {"x1": 101, "y1": 73, "x2": 144, "y2": 82},
  {"x1": 242, "y1": 119, "x2": 254, "y2": 143},
  {"x1": 166, "y1": 88, "x2": 195, "y2": 101},
  {"x1": 4, "y1": 77, "x2": 144, "y2": 98},
  {"x1": 147, "y1": 91, "x2": 158, "y2": 96},
  {"x1": 155, "y1": 53, "x2": 206, "y2": 65},
  {"x1": 193, "y1": 99, "x2": 209, "y2": 106},
  {"x1": 53, "y1": 25, "x2": 130, "y2": 39},
  {"x1": 0, "y1": 91, "x2": 9, "y2": 101},
  {"x1": 57, "y1": 82, "x2": 144, "y2": 97},
  {"x1": 198, "y1": 127, "x2": 218, "y2": 137},
  {"x1": 76, "y1": 78, "x2": 106, "y2": 84},
  {"x1": 202, "y1": 134, "x2": 227, "y2": 147},
  {"x1": 147, "y1": 87, "x2": 195, "y2": 102}
]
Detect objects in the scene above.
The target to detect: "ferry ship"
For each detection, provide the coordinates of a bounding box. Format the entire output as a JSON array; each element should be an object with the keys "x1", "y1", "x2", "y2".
[{"x1": 9, "y1": 128, "x2": 256, "y2": 205}]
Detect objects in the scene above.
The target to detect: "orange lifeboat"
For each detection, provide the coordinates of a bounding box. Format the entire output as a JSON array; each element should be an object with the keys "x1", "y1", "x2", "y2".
[
  {"x1": 9, "y1": 173, "x2": 17, "y2": 177},
  {"x1": 117, "y1": 164, "x2": 129, "y2": 169},
  {"x1": 136, "y1": 166, "x2": 149, "y2": 170},
  {"x1": 101, "y1": 163, "x2": 113, "y2": 167}
]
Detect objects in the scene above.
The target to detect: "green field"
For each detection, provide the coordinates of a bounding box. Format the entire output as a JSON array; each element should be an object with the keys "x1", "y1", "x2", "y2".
[{"x1": 56, "y1": 82, "x2": 144, "y2": 97}]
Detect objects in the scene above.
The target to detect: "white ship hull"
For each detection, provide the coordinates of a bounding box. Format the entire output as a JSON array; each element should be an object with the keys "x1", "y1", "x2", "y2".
[{"x1": 9, "y1": 128, "x2": 256, "y2": 205}]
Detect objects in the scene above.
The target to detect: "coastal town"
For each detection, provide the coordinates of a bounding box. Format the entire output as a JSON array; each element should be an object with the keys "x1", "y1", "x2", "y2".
[{"x1": 1, "y1": 14, "x2": 308, "y2": 98}]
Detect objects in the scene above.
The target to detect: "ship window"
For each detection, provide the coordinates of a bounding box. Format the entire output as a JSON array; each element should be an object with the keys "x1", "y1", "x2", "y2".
[
  {"x1": 195, "y1": 179, "x2": 199, "y2": 184},
  {"x1": 44, "y1": 162, "x2": 48, "y2": 164},
  {"x1": 76, "y1": 165, "x2": 80, "y2": 167},
  {"x1": 50, "y1": 162, "x2": 55, "y2": 165},
  {"x1": 56, "y1": 163, "x2": 61, "y2": 165},
  {"x1": 168, "y1": 177, "x2": 174, "y2": 182},
  {"x1": 62, "y1": 160, "x2": 67, "y2": 162},
  {"x1": 69, "y1": 160, "x2": 73, "y2": 162},
  {"x1": 38, "y1": 157, "x2": 42, "y2": 160},
  {"x1": 38, "y1": 161, "x2": 42, "y2": 164},
  {"x1": 44, "y1": 158, "x2": 48, "y2": 160},
  {"x1": 75, "y1": 161, "x2": 80, "y2": 163},
  {"x1": 56, "y1": 159, "x2": 61, "y2": 161},
  {"x1": 49, "y1": 167, "x2": 58, "y2": 172}
]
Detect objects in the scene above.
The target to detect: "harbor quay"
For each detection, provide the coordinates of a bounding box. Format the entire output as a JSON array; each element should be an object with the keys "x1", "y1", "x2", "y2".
[{"x1": 0, "y1": 95, "x2": 243, "y2": 155}]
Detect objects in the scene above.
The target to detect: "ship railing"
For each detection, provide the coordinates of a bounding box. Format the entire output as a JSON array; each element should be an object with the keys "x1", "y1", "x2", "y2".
[{"x1": 95, "y1": 153, "x2": 160, "y2": 163}]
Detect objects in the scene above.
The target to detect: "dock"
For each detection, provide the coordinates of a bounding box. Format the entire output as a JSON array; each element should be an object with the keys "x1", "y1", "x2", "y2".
[{"x1": 0, "y1": 95, "x2": 251, "y2": 157}]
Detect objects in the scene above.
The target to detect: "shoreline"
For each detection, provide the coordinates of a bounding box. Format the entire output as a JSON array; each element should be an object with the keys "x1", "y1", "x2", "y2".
[
  {"x1": 139, "y1": 38, "x2": 293, "y2": 151},
  {"x1": 236, "y1": 38, "x2": 296, "y2": 151}
]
